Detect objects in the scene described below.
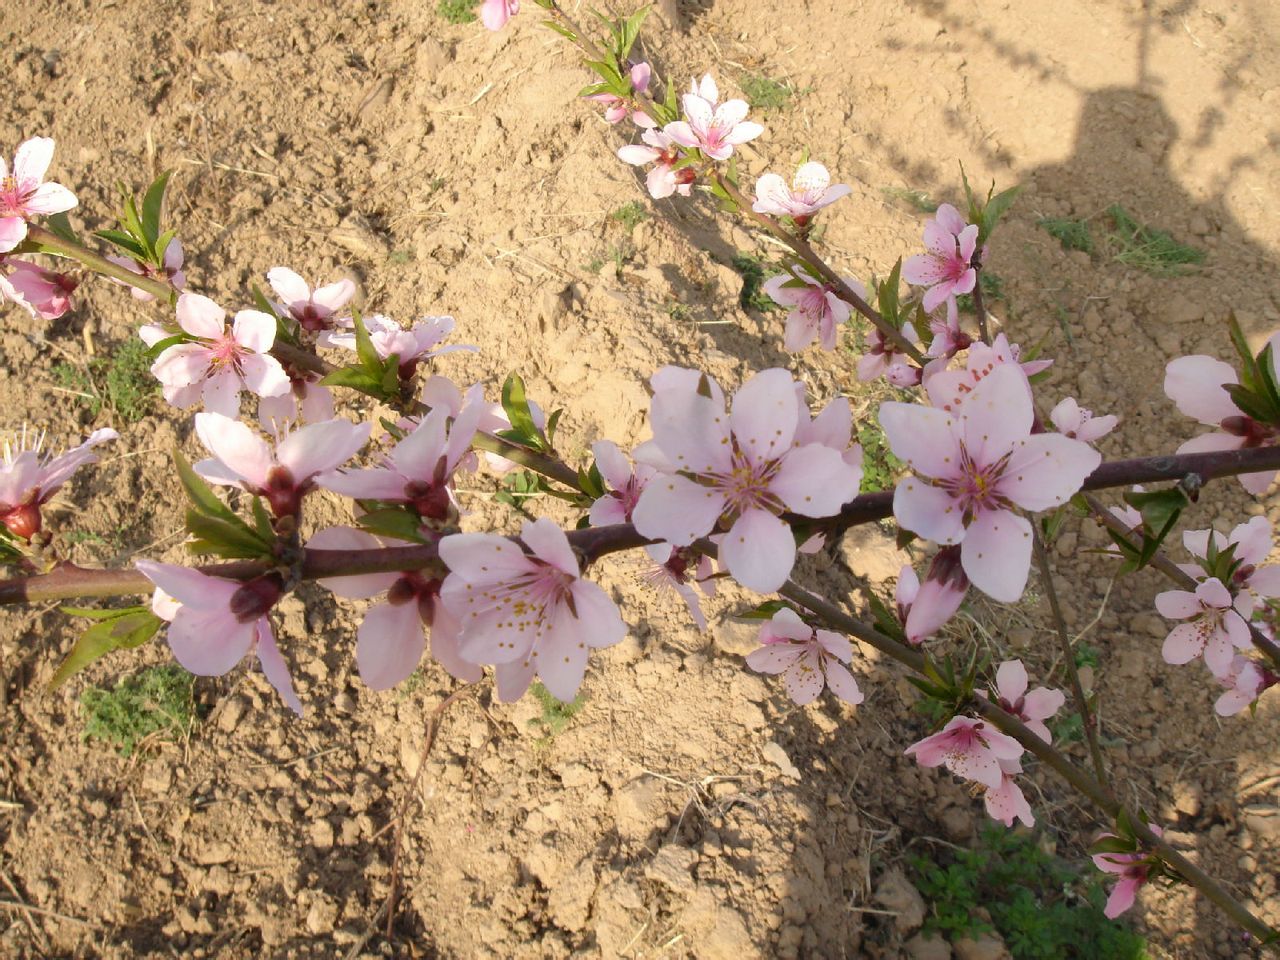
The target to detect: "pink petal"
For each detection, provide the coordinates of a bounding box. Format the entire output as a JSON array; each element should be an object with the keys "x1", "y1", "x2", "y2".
[
  {"x1": 277, "y1": 419, "x2": 369, "y2": 480},
  {"x1": 266, "y1": 266, "x2": 310, "y2": 305},
  {"x1": 202, "y1": 370, "x2": 243, "y2": 417},
  {"x1": 312, "y1": 278, "x2": 355, "y2": 312},
  {"x1": 194, "y1": 412, "x2": 273, "y2": 488},
  {"x1": 317, "y1": 466, "x2": 409, "y2": 501},
  {"x1": 761, "y1": 607, "x2": 813, "y2": 643},
  {"x1": 632, "y1": 473, "x2": 727, "y2": 546},
  {"x1": 995, "y1": 659, "x2": 1028, "y2": 703},
  {"x1": 783, "y1": 650, "x2": 825, "y2": 705},
  {"x1": 0, "y1": 217, "x2": 27, "y2": 252},
  {"x1": 815, "y1": 629, "x2": 852, "y2": 663},
  {"x1": 521, "y1": 517, "x2": 579, "y2": 577},
  {"x1": 1155, "y1": 589, "x2": 1200, "y2": 620},
  {"x1": 961, "y1": 508, "x2": 1032, "y2": 602},
  {"x1": 357, "y1": 600, "x2": 425, "y2": 690},
  {"x1": 878, "y1": 401, "x2": 961, "y2": 479},
  {"x1": 723, "y1": 121, "x2": 764, "y2": 145},
  {"x1": 956, "y1": 224, "x2": 978, "y2": 263},
  {"x1": 23, "y1": 182, "x2": 78, "y2": 216},
  {"x1": 494, "y1": 657, "x2": 536, "y2": 702},
  {"x1": 588, "y1": 497, "x2": 628, "y2": 527},
  {"x1": 617, "y1": 144, "x2": 662, "y2": 166},
  {"x1": 1104, "y1": 877, "x2": 1141, "y2": 919},
  {"x1": 565, "y1": 579, "x2": 627, "y2": 649},
  {"x1": 168, "y1": 607, "x2": 256, "y2": 675},
  {"x1": 771, "y1": 443, "x2": 861, "y2": 516},
  {"x1": 176, "y1": 293, "x2": 227, "y2": 339},
  {"x1": 592, "y1": 439, "x2": 634, "y2": 492},
  {"x1": 1240, "y1": 469, "x2": 1276, "y2": 496},
  {"x1": 902, "y1": 253, "x2": 946, "y2": 286},
  {"x1": 894, "y1": 479, "x2": 966, "y2": 544},
  {"x1": 934, "y1": 204, "x2": 967, "y2": 236},
  {"x1": 823, "y1": 661, "x2": 864, "y2": 705},
  {"x1": 232, "y1": 310, "x2": 277, "y2": 353},
  {"x1": 1164, "y1": 356, "x2": 1240, "y2": 425},
  {"x1": 998, "y1": 433, "x2": 1101, "y2": 511},
  {"x1": 1022, "y1": 687, "x2": 1066, "y2": 724},
  {"x1": 1230, "y1": 516, "x2": 1272, "y2": 566},
  {"x1": 958, "y1": 364, "x2": 1034, "y2": 463},
  {"x1": 238, "y1": 352, "x2": 292, "y2": 399},
  {"x1": 255, "y1": 621, "x2": 303, "y2": 716},
  {"x1": 135, "y1": 559, "x2": 236, "y2": 610},
  {"x1": 13, "y1": 137, "x2": 55, "y2": 185},
  {"x1": 1196, "y1": 578, "x2": 1232, "y2": 608},
  {"x1": 749, "y1": 642, "x2": 803, "y2": 675},
  {"x1": 428, "y1": 602, "x2": 483, "y2": 683},
  {"x1": 1162, "y1": 623, "x2": 1204, "y2": 664},
  {"x1": 439, "y1": 533, "x2": 537, "y2": 584},
  {"x1": 720, "y1": 508, "x2": 796, "y2": 593},
  {"x1": 650, "y1": 383, "x2": 733, "y2": 474}
]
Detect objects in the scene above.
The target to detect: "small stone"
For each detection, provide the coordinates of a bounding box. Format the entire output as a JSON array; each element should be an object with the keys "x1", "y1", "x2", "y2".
[
  {"x1": 941, "y1": 805, "x2": 975, "y2": 842},
  {"x1": 644, "y1": 844, "x2": 697, "y2": 894},
  {"x1": 310, "y1": 819, "x2": 335, "y2": 850},
  {"x1": 762, "y1": 741, "x2": 801, "y2": 780},
  {"x1": 195, "y1": 841, "x2": 233, "y2": 866},
  {"x1": 711, "y1": 617, "x2": 759, "y2": 656},
  {"x1": 906, "y1": 932, "x2": 953, "y2": 960},
  {"x1": 216, "y1": 696, "x2": 247, "y2": 733},
  {"x1": 1243, "y1": 805, "x2": 1280, "y2": 840},
  {"x1": 614, "y1": 775, "x2": 662, "y2": 840},
  {"x1": 873, "y1": 866, "x2": 926, "y2": 933},
  {"x1": 305, "y1": 896, "x2": 339, "y2": 935},
  {"x1": 954, "y1": 932, "x2": 1012, "y2": 960}
]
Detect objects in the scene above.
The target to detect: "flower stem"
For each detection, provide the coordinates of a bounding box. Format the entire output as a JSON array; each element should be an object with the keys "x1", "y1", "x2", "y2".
[{"x1": 25, "y1": 224, "x2": 175, "y2": 302}]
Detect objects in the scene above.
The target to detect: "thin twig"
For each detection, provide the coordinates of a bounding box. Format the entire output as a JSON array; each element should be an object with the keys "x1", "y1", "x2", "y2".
[{"x1": 1032, "y1": 524, "x2": 1112, "y2": 794}]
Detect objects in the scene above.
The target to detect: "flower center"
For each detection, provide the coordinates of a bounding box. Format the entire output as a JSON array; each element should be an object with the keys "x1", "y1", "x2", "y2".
[
  {"x1": 938, "y1": 445, "x2": 1010, "y2": 521},
  {"x1": 209, "y1": 331, "x2": 244, "y2": 367},
  {"x1": 0, "y1": 175, "x2": 25, "y2": 214},
  {"x1": 707, "y1": 449, "x2": 782, "y2": 520}
]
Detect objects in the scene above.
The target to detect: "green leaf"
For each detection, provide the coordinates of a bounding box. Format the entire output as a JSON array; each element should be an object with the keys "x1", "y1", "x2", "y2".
[
  {"x1": 578, "y1": 81, "x2": 612, "y2": 98},
  {"x1": 140, "y1": 170, "x2": 172, "y2": 253},
  {"x1": 1226, "y1": 384, "x2": 1277, "y2": 424},
  {"x1": 251, "y1": 497, "x2": 276, "y2": 541},
  {"x1": 120, "y1": 190, "x2": 145, "y2": 245},
  {"x1": 545, "y1": 408, "x2": 563, "y2": 449},
  {"x1": 49, "y1": 609, "x2": 162, "y2": 691},
  {"x1": 174, "y1": 449, "x2": 233, "y2": 519},
  {"x1": 619, "y1": 5, "x2": 650, "y2": 60},
  {"x1": 584, "y1": 58, "x2": 624, "y2": 88},
  {"x1": 185, "y1": 510, "x2": 272, "y2": 559},
  {"x1": 958, "y1": 162, "x2": 981, "y2": 227},
  {"x1": 144, "y1": 334, "x2": 187, "y2": 360},
  {"x1": 737, "y1": 599, "x2": 788, "y2": 620},
  {"x1": 61, "y1": 604, "x2": 145, "y2": 621},
  {"x1": 578, "y1": 461, "x2": 606, "y2": 500},
  {"x1": 978, "y1": 184, "x2": 1020, "y2": 247},
  {"x1": 153, "y1": 228, "x2": 178, "y2": 267},
  {"x1": 94, "y1": 228, "x2": 147, "y2": 259},
  {"x1": 876, "y1": 258, "x2": 903, "y2": 328},
  {"x1": 318, "y1": 364, "x2": 384, "y2": 398},
  {"x1": 501, "y1": 373, "x2": 541, "y2": 445},
  {"x1": 541, "y1": 19, "x2": 577, "y2": 41},
  {"x1": 351, "y1": 311, "x2": 385, "y2": 375},
  {"x1": 43, "y1": 210, "x2": 80, "y2": 246},
  {"x1": 1123, "y1": 487, "x2": 1188, "y2": 536},
  {"x1": 356, "y1": 507, "x2": 427, "y2": 543}
]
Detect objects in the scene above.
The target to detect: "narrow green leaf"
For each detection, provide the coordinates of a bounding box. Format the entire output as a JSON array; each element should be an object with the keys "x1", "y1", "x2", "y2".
[
  {"x1": 357, "y1": 507, "x2": 427, "y2": 543},
  {"x1": 185, "y1": 511, "x2": 272, "y2": 558},
  {"x1": 351, "y1": 311, "x2": 384, "y2": 375},
  {"x1": 978, "y1": 184, "x2": 1020, "y2": 246},
  {"x1": 140, "y1": 170, "x2": 172, "y2": 252},
  {"x1": 251, "y1": 497, "x2": 276, "y2": 541},
  {"x1": 61, "y1": 604, "x2": 144, "y2": 621},
  {"x1": 174, "y1": 449, "x2": 233, "y2": 519},
  {"x1": 544, "y1": 408, "x2": 563, "y2": 450},
  {"x1": 49, "y1": 610, "x2": 161, "y2": 690},
  {"x1": 541, "y1": 19, "x2": 577, "y2": 41},
  {"x1": 94, "y1": 229, "x2": 147, "y2": 259},
  {"x1": 501, "y1": 373, "x2": 540, "y2": 442},
  {"x1": 145, "y1": 334, "x2": 187, "y2": 360},
  {"x1": 318, "y1": 365, "x2": 383, "y2": 396}
]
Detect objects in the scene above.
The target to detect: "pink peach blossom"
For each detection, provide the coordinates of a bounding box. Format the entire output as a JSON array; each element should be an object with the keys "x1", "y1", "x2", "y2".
[
  {"x1": 588, "y1": 440, "x2": 654, "y2": 526},
  {"x1": 106, "y1": 237, "x2": 185, "y2": 302},
  {"x1": 480, "y1": 0, "x2": 518, "y2": 31},
  {"x1": 151, "y1": 293, "x2": 292, "y2": 416},
  {"x1": 0, "y1": 138, "x2": 78, "y2": 253},
  {"x1": 880, "y1": 363, "x2": 1100, "y2": 601},
  {"x1": 1092, "y1": 827, "x2": 1163, "y2": 920},
  {"x1": 268, "y1": 266, "x2": 355, "y2": 332},
  {"x1": 752, "y1": 163, "x2": 851, "y2": 220},
  {"x1": 894, "y1": 546, "x2": 969, "y2": 644},
  {"x1": 987, "y1": 659, "x2": 1065, "y2": 742},
  {"x1": 1214, "y1": 654, "x2": 1272, "y2": 716},
  {"x1": 1155, "y1": 578, "x2": 1252, "y2": 677},
  {"x1": 902, "y1": 203, "x2": 978, "y2": 312},
  {"x1": 664, "y1": 74, "x2": 763, "y2": 162},
  {"x1": 925, "y1": 298, "x2": 971, "y2": 359},
  {"x1": 258, "y1": 376, "x2": 336, "y2": 433},
  {"x1": 1181, "y1": 516, "x2": 1280, "y2": 605},
  {"x1": 985, "y1": 757, "x2": 1034, "y2": 828},
  {"x1": 0, "y1": 426, "x2": 117, "y2": 539},
  {"x1": 317, "y1": 404, "x2": 481, "y2": 521},
  {"x1": 193, "y1": 412, "x2": 369, "y2": 518},
  {"x1": 745, "y1": 607, "x2": 862, "y2": 705},
  {"x1": 632, "y1": 368, "x2": 863, "y2": 593},
  {"x1": 905, "y1": 714, "x2": 1024, "y2": 790},
  {"x1": 858, "y1": 321, "x2": 922, "y2": 384},
  {"x1": 641, "y1": 542, "x2": 716, "y2": 631},
  {"x1": 1050, "y1": 397, "x2": 1117, "y2": 443},
  {"x1": 586, "y1": 62, "x2": 653, "y2": 125},
  {"x1": 309, "y1": 525, "x2": 480, "y2": 688},
  {"x1": 319, "y1": 314, "x2": 476, "y2": 376},
  {"x1": 762, "y1": 268, "x2": 859, "y2": 352},
  {"x1": 924, "y1": 333, "x2": 1052, "y2": 415},
  {"x1": 3, "y1": 260, "x2": 76, "y2": 319},
  {"x1": 439, "y1": 518, "x2": 627, "y2": 702},
  {"x1": 1164, "y1": 349, "x2": 1279, "y2": 495},
  {"x1": 617, "y1": 127, "x2": 695, "y2": 200},
  {"x1": 136, "y1": 560, "x2": 301, "y2": 715}
]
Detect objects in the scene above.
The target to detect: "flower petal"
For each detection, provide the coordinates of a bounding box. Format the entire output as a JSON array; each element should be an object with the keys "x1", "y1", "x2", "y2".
[
  {"x1": 961, "y1": 508, "x2": 1032, "y2": 602},
  {"x1": 194, "y1": 412, "x2": 273, "y2": 489},
  {"x1": 720, "y1": 508, "x2": 796, "y2": 593},
  {"x1": 357, "y1": 600, "x2": 426, "y2": 690}
]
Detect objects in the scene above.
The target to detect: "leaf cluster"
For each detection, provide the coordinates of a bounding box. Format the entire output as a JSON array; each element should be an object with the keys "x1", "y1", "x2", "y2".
[
  {"x1": 95, "y1": 171, "x2": 177, "y2": 276},
  {"x1": 175, "y1": 450, "x2": 276, "y2": 560},
  {"x1": 318, "y1": 312, "x2": 402, "y2": 403},
  {"x1": 81, "y1": 665, "x2": 200, "y2": 757},
  {"x1": 910, "y1": 825, "x2": 1149, "y2": 959}
]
